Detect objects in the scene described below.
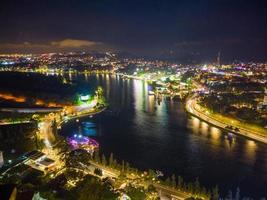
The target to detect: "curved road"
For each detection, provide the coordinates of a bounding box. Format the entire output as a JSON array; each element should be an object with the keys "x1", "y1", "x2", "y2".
[{"x1": 186, "y1": 94, "x2": 267, "y2": 144}]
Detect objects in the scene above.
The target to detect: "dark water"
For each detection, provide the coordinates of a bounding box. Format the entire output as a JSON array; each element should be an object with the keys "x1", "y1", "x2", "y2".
[{"x1": 60, "y1": 74, "x2": 267, "y2": 198}]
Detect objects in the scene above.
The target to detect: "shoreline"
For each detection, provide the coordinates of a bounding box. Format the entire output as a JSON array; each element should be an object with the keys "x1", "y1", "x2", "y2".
[
  {"x1": 114, "y1": 73, "x2": 267, "y2": 144},
  {"x1": 58, "y1": 106, "x2": 107, "y2": 127},
  {"x1": 186, "y1": 94, "x2": 267, "y2": 144}
]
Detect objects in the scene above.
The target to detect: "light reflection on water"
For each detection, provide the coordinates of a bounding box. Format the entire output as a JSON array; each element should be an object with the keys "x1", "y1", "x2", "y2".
[
  {"x1": 200, "y1": 121, "x2": 209, "y2": 136},
  {"x1": 80, "y1": 122, "x2": 97, "y2": 137},
  {"x1": 210, "y1": 127, "x2": 221, "y2": 140},
  {"x1": 60, "y1": 74, "x2": 267, "y2": 198},
  {"x1": 245, "y1": 140, "x2": 257, "y2": 165},
  {"x1": 191, "y1": 116, "x2": 200, "y2": 134}
]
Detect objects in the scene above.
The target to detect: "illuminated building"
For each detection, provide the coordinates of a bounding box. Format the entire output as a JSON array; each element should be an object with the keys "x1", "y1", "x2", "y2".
[{"x1": 80, "y1": 94, "x2": 90, "y2": 101}]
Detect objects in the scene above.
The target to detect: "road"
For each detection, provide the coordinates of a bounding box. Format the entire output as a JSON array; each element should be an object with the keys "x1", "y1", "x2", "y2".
[
  {"x1": 88, "y1": 161, "x2": 119, "y2": 179},
  {"x1": 0, "y1": 94, "x2": 194, "y2": 199},
  {"x1": 36, "y1": 103, "x2": 105, "y2": 168},
  {"x1": 38, "y1": 120, "x2": 56, "y2": 148},
  {"x1": 153, "y1": 184, "x2": 191, "y2": 200},
  {"x1": 186, "y1": 94, "x2": 267, "y2": 144},
  {"x1": 85, "y1": 160, "x2": 194, "y2": 200},
  {"x1": 0, "y1": 107, "x2": 63, "y2": 125}
]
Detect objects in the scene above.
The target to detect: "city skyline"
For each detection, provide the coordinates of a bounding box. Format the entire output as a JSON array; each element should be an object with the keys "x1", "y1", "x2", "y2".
[
  {"x1": 1, "y1": 0, "x2": 267, "y2": 62},
  {"x1": 0, "y1": 1, "x2": 267, "y2": 199}
]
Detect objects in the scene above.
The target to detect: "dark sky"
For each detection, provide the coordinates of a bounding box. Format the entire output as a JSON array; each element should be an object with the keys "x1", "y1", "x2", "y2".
[{"x1": 1, "y1": 0, "x2": 267, "y2": 62}]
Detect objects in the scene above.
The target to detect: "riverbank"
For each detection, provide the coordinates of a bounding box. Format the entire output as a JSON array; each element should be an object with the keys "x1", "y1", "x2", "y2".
[
  {"x1": 186, "y1": 94, "x2": 267, "y2": 144},
  {"x1": 1, "y1": 72, "x2": 266, "y2": 197},
  {"x1": 57, "y1": 106, "x2": 107, "y2": 128}
]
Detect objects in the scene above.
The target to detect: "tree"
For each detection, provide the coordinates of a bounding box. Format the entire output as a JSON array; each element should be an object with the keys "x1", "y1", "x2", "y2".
[
  {"x1": 147, "y1": 185, "x2": 157, "y2": 193},
  {"x1": 235, "y1": 187, "x2": 240, "y2": 200},
  {"x1": 227, "y1": 191, "x2": 233, "y2": 200},
  {"x1": 187, "y1": 182, "x2": 193, "y2": 193},
  {"x1": 57, "y1": 139, "x2": 70, "y2": 158},
  {"x1": 77, "y1": 176, "x2": 102, "y2": 200},
  {"x1": 19, "y1": 183, "x2": 35, "y2": 192},
  {"x1": 109, "y1": 153, "x2": 114, "y2": 167},
  {"x1": 93, "y1": 151, "x2": 100, "y2": 163},
  {"x1": 113, "y1": 159, "x2": 118, "y2": 169},
  {"x1": 193, "y1": 178, "x2": 200, "y2": 195},
  {"x1": 121, "y1": 160, "x2": 125, "y2": 172},
  {"x1": 126, "y1": 186, "x2": 146, "y2": 200},
  {"x1": 148, "y1": 169, "x2": 156, "y2": 179},
  {"x1": 201, "y1": 187, "x2": 209, "y2": 199},
  {"x1": 125, "y1": 162, "x2": 130, "y2": 173},
  {"x1": 171, "y1": 174, "x2": 176, "y2": 188},
  {"x1": 211, "y1": 185, "x2": 219, "y2": 200},
  {"x1": 75, "y1": 175, "x2": 118, "y2": 200},
  {"x1": 95, "y1": 86, "x2": 106, "y2": 107},
  {"x1": 36, "y1": 138, "x2": 45, "y2": 150},
  {"x1": 51, "y1": 119, "x2": 58, "y2": 136},
  {"x1": 97, "y1": 86, "x2": 104, "y2": 97},
  {"x1": 94, "y1": 168, "x2": 103, "y2": 176},
  {"x1": 65, "y1": 149, "x2": 91, "y2": 168},
  {"x1": 177, "y1": 176, "x2": 183, "y2": 190},
  {"x1": 39, "y1": 191, "x2": 60, "y2": 200},
  {"x1": 165, "y1": 177, "x2": 171, "y2": 186},
  {"x1": 101, "y1": 154, "x2": 107, "y2": 166}
]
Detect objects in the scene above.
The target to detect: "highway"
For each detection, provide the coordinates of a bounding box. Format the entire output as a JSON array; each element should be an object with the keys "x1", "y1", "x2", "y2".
[{"x1": 186, "y1": 94, "x2": 267, "y2": 144}]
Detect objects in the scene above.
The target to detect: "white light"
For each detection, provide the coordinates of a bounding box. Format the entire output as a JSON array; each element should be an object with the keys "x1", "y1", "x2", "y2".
[{"x1": 80, "y1": 95, "x2": 90, "y2": 101}]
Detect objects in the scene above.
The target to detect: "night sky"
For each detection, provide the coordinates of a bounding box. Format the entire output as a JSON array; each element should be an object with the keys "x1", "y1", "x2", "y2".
[{"x1": 1, "y1": 0, "x2": 267, "y2": 62}]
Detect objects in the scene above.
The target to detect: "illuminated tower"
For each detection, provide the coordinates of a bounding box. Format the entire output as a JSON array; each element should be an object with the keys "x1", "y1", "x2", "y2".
[
  {"x1": 0, "y1": 151, "x2": 3, "y2": 168},
  {"x1": 217, "y1": 51, "x2": 221, "y2": 67}
]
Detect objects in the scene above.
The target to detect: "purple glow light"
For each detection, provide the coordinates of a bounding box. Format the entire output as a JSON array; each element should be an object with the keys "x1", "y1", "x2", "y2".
[{"x1": 67, "y1": 135, "x2": 99, "y2": 149}]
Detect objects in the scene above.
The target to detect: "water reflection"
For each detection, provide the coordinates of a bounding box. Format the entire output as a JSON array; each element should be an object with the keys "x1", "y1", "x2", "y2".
[
  {"x1": 81, "y1": 121, "x2": 97, "y2": 137},
  {"x1": 191, "y1": 116, "x2": 200, "y2": 134},
  {"x1": 60, "y1": 74, "x2": 267, "y2": 198},
  {"x1": 210, "y1": 127, "x2": 221, "y2": 140},
  {"x1": 84, "y1": 73, "x2": 88, "y2": 81},
  {"x1": 133, "y1": 79, "x2": 145, "y2": 111},
  {"x1": 200, "y1": 121, "x2": 209, "y2": 136},
  {"x1": 147, "y1": 95, "x2": 155, "y2": 114},
  {"x1": 68, "y1": 72, "x2": 73, "y2": 81},
  {"x1": 245, "y1": 140, "x2": 257, "y2": 164},
  {"x1": 104, "y1": 74, "x2": 110, "y2": 98}
]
